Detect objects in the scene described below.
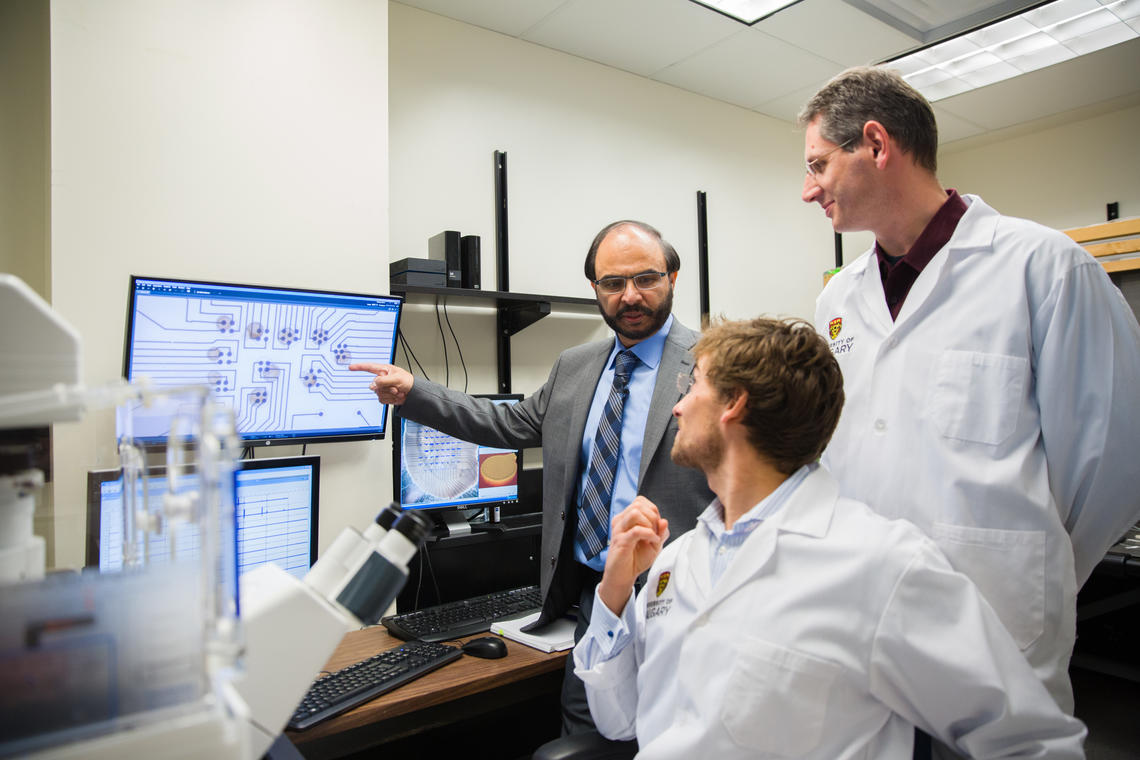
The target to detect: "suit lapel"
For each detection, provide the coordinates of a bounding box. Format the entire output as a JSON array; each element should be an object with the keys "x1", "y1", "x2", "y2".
[
  {"x1": 639, "y1": 321, "x2": 695, "y2": 483},
  {"x1": 557, "y1": 342, "x2": 611, "y2": 506}
]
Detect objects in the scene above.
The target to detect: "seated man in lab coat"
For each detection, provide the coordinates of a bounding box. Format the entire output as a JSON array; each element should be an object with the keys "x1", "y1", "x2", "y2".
[{"x1": 573, "y1": 317, "x2": 1086, "y2": 760}]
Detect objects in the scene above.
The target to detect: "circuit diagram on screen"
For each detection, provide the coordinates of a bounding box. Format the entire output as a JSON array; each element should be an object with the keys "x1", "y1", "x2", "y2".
[{"x1": 125, "y1": 294, "x2": 397, "y2": 440}]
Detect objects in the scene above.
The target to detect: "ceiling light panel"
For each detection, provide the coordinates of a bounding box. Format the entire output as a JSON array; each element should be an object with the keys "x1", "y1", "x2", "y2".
[
  {"x1": 885, "y1": 0, "x2": 1139, "y2": 100},
  {"x1": 688, "y1": 0, "x2": 802, "y2": 25}
]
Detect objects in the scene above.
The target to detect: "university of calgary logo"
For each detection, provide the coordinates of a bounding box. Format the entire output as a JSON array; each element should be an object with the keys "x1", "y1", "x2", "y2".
[
  {"x1": 828, "y1": 317, "x2": 843, "y2": 340},
  {"x1": 656, "y1": 571, "x2": 670, "y2": 597}
]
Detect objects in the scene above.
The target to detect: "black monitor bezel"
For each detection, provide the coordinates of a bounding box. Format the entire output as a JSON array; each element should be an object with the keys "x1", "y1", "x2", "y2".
[
  {"x1": 391, "y1": 393, "x2": 525, "y2": 517},
  {"x1": 85, "y1": 454, "x2": 321, "y2": 571},
  {"x1": 122, "y1": 274, "x2": 402, "y2": 446}
]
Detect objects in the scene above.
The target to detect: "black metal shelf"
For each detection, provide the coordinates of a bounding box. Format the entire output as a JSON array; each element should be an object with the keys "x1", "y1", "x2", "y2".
[
  {"x1": 390, "y1": 283, "x2": 598, "y2": 393},
  {"x1": 391, "y1": 284, "x2": 594, "y2": 332}
]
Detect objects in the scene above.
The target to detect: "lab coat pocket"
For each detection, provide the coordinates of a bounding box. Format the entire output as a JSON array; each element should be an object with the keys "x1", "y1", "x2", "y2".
[
  {"x1": 931, "y1": 523, "x2": 1046, "y2": 650},
  {"x1": 927, "y1": 350, "x2": 1027, "y2": 446},
  {"x1": 721, "y1": 637, "x2": 838, "y2": 754}
]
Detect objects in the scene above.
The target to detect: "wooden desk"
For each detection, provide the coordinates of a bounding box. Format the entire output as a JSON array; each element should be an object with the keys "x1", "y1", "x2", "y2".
[{"x1": 285, "y1": 628, "x2": 567, "y2": 759}]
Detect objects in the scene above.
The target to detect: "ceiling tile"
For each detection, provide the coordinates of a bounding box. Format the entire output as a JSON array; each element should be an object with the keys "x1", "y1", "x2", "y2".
[
  {"x1": 935, "y1": 36, "x2": 1140, "y2": 129},
  {"x1": 930, "y1": 106, "x2": 989, "y2": 143},
  {"x1": 522, "y1": 0, "x2": 743, "y2": 77},
  {"x1": 759, "y1": 0, "x2": 919, "y2": 65},
  {"x1": 391, "y1": 0, "x2": 569, "y2": 38},
  {"x1": 652, "y1": 26, "x2": 843, "y2": 108},
  {"x1": 394, "y1": 0, "x2": 1140, "y2": 139},
  {"x1": 752, "y1": 78, "x2": 836, "y2": 123}
]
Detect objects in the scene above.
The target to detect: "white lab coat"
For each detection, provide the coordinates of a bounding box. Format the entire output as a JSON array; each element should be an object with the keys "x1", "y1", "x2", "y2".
[
  {"x1": 574, "y1": 466, "x2": 1085, "y2": 759},
  {"x1": 815, "y1": 194, "x2": 1140, "y2": 711}
]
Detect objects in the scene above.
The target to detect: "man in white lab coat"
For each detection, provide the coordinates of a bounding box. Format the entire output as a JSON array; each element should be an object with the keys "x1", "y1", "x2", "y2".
[
  {"x1": 799, "y1": 66, "x2": 1140, "y2": 720},
  {"x1": 573, "y1": 317, "x2": 1086, "y2": 760}
]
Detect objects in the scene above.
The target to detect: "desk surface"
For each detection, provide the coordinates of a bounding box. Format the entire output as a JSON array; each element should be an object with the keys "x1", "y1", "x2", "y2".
[{"x1": 285, "y1": 627, "x2": 567, "y2": 757}]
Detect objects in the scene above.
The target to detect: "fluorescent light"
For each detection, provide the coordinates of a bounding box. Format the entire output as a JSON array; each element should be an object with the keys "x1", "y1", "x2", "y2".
[
  {"x1": 884, "y1": 0, "x2": 1139, "y2": 100},
  {"x1": 688, "y1": 0, "x2": 802, "y2": 25}
]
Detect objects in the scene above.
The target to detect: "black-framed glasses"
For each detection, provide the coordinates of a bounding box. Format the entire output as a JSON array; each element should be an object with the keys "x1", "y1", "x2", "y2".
[
  {"x1": 806, "y1": 137, "x2": 856, "y2": 177},
  {"x1": 593, "y1": 271, "x2": 669, "y2": 296}
]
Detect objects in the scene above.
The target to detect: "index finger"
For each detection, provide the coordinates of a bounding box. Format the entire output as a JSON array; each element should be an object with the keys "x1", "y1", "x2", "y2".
[{"x1": 348, "y1": 362, "x2": 390, "y2": 376}]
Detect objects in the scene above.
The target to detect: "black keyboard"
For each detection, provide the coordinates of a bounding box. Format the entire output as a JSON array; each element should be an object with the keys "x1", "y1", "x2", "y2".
[
  {"x1": 287, "y1": 640, "x2": 462, "y2": 731},
  {"x1": 1109, "y1": 523, "x2": 1140, "y2": 557},
  {"x1": 382, "y1": 584, "x2": 543, "y2": 642}
]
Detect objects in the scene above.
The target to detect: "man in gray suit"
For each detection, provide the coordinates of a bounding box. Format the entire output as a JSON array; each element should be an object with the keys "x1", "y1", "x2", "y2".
[{"x1": 352, "y1": 220, "x2": 711, "y2": 734}]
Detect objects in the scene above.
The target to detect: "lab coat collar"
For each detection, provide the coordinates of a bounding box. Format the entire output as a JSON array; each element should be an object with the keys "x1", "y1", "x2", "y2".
[
  {"x1": 681, "y1": 466, "x2": 838, "y2": 611},
  {"x1": 852, "y1": 194, "x2": 999, "y2": 332}
]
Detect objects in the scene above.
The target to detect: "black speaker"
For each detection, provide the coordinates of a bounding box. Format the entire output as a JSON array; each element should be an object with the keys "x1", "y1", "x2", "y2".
[
  {"x1": 427, "y1": 231, "x2": 462, "y2": 288},
  {"x1": 461, "y1": 235, "x2": 481, "y2": 290}
]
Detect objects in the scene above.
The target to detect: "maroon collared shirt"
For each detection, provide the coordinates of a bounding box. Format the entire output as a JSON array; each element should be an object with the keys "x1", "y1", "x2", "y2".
[{"x1": 875, "y1": 189, "x2": 967, "y2": 320}]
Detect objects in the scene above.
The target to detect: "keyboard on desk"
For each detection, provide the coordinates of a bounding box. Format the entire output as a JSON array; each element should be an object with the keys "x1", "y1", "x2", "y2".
[
  {"x1": 1107, "y1": 522, "x2": 1140, "y2": 559},
  {"x1": 382, "y1": 584, "x2": 543, "y2": 643},
  {"x1": 288, "y1": 640, "x2": 462, "y2": 731}
]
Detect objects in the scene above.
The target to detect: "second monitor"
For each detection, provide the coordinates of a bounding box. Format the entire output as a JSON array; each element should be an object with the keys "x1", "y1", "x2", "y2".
[{"x1": 392, "y1": 394, "x2": 523, "y2": 534}]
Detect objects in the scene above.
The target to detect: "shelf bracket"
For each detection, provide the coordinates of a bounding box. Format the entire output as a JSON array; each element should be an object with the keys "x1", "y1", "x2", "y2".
[{"x1": 499, "y1": 301, "x2": 551, "y2": 336}]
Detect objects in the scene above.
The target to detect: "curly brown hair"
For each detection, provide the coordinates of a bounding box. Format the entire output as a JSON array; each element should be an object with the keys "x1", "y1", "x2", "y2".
[{"x1": 693, "y1": 317, "x2": 844, "y2": 474}]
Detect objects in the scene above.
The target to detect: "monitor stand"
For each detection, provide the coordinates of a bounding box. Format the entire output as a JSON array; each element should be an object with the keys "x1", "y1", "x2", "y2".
[{"x1": 438, "y1": 510, "x2": 472, "y2": 536}]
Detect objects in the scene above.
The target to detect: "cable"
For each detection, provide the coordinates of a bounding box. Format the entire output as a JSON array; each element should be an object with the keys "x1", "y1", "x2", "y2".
[
  {"x1": 422, "y1": 539, "x2": 442, "y2": 607},
  {"x1": 434, "y1": 298, "x2": 449, "y2": 388},
  {"x1": 398, "y1": 328, "x2": 430, "y2": 381},
  {"x1": 443, "y1": 301, "x2": 469, "y2": 393},
  {"x1": 413, "y1": 548, "x2": 425, "y2": 610}
]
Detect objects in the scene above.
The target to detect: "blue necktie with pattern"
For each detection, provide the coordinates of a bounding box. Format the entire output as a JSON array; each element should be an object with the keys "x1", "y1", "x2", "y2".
[{"x1": 577, "y1": 349, "x2": 640, "y2": 559}]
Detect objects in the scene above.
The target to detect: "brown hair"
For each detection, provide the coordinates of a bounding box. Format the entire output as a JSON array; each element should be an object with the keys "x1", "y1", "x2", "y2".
[
  {"x1": 798, "y1": 65, "x2": 939, "y2": 174},
  {"x1": 693, "y1": 317, "x2": 844, "y2": 474}
]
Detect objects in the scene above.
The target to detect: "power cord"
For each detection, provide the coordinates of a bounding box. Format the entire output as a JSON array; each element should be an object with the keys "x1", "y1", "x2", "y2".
[
  {"x1": 434, "y1": 298, "x2": 450, "y2": 388},
  {"x1": 442, "y1": 300, "x2": 469, "y2": 393}
]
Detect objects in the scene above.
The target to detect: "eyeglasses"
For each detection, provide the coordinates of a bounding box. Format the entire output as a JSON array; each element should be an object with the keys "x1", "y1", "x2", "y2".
[
  {"x1": 805, "y1": 137, "x2": 856, "y2": 177},
  {"x1": 676, "y1": 371, "x2": 696, "y2": 396},
  {"x1": 593, "y1": 271, "x2": 669, "y2": 296}
]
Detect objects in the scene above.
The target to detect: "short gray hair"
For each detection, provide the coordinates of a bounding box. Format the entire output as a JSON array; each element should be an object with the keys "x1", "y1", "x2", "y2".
[{"x1": 798, "y1": 66, "x2": 939, "y2": 174}]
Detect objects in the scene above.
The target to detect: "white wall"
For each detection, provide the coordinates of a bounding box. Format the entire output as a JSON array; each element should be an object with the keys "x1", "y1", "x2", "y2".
[
  {"x1": 37, "y1": 0, "x2": 1138, "y2": 570},
  {"x1": 388, "y1": 3, "x2": 836, "y2": 400},
  {"x1": 941, "y1": 102, "x2": 1140, "y2": 231},
  {"x1": 0, "y1": 0, "x2": 50, "y2": 299},
  {"x1": 48, "y1": 0, "x2": 390, "y2": 568}
]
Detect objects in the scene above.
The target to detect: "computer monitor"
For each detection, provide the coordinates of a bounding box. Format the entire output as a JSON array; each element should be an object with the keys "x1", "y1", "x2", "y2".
[
  {"x1": 86, "y1": 455, "x2": 320, "y2": 579},
  {"x1": 121, "y1": 275, "x2": 403, "y2": 445},
  {"x1": 392, "y1": 394, "x2": 523, "y2": 533}
]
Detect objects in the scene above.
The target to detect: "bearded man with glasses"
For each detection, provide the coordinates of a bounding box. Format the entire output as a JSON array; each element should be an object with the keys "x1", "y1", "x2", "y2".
[{"x1": 352, "y1": 220, "x2": 711, "y2": 739}]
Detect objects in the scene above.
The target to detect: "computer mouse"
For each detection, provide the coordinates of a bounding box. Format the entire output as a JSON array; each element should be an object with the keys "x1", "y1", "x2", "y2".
[{"x1": 462, "y1": 636, "x2": 508, "y2": 659}]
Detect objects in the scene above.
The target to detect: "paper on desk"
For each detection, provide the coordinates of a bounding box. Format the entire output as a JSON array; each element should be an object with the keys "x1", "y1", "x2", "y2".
[{"x1": 490, "y1": 611, "x2": 575, "y2": 653}]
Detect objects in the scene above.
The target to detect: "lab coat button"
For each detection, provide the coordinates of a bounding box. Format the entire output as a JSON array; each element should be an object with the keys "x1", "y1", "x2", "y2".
[
  {"x1": 874, "y1": 418, "x2": 887, "y2": 432},
  {"x1": 550, "y1": 556, "x2": 556, "y2": 567},
  {"x1": 886, "y1": 336, "x2": 897, "y2": 349},
  {"x1": 560, "y1": 510, "x2": 565, "y2": 520}
]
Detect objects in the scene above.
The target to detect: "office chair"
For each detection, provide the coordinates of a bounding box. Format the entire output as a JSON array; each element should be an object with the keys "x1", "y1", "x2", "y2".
[{"x1": 532, "y1": 732, "x2": 637, "y2": 760}]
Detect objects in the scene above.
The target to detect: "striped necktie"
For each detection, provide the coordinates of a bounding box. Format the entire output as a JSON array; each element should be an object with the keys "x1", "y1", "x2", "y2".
[{"x1": 577, "y1": 349, "x2": 640, "y2": 558}]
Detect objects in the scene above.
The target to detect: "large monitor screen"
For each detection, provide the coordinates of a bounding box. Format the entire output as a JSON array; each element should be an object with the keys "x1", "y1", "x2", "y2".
[
  {"x1": 86, "y1": 455, "x2": 320, "y2": 579},
  {"x1": 122, "y1": 275, "x2": 402, "y2": 445},
  {"x1": 393, "y1": 395, "x2": 523, "y2": 516}
]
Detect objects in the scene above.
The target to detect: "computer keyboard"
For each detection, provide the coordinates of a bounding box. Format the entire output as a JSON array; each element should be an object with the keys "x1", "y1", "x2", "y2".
[
  {"x1": 382, "y1": 584, "x2": 543, "y2": 643},
  {"x1": 287, "y1": 640, "x2": 462, "y2": 731},
  {"x1": 1108, "y1": 522, "x2": 1140, "y2": 559}
]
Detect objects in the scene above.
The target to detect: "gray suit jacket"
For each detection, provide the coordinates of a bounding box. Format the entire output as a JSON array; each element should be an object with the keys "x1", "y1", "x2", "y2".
[{"x1": 397, "y1": 318, "x2": 713, "y2": 625}]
